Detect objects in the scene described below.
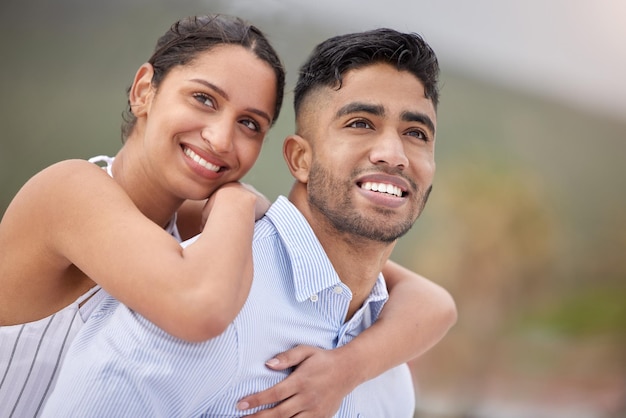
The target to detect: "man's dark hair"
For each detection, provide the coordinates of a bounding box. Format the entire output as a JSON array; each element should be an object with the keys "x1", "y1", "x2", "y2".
[{"x1": 294, "y1": 28, "x2": 439, "y2": 114}]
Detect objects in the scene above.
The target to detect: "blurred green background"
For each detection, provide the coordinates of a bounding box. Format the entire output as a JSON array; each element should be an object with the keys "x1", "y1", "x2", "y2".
[{"x1": 1, "y1": 0, "x2": 624, "y2": 417}]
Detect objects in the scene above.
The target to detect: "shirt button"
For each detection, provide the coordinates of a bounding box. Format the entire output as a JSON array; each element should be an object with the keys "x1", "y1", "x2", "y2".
[
  {"x1": 310, "y1": 294, "x2": 319, "y2": 302},
  {"x1": 333, "y1": 286, "x2": 343, "y2": 294}
]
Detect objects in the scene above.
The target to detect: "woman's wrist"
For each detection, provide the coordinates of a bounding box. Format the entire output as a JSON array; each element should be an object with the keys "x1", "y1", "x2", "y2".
[{"x1": 333, "y1": 341, "x2": 377, "y2": 390}]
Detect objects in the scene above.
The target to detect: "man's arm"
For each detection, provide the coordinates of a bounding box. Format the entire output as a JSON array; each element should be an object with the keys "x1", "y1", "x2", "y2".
[{"x1": 237, "y1": 259, "x2": 457, "y2": 417}]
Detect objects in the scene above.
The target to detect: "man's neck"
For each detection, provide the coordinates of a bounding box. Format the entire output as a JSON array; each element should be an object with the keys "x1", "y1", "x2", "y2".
[
  {"x1": 319, "y1": 230, "x2": 394, "y2": 320},
  {"x1": 288, "y1": 187, "x2": 395, "y2": 320}
]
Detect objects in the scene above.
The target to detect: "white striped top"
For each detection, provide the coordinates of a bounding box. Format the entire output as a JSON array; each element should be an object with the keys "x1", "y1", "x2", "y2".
[
  {"x1": 0, "y1": 156, "x2": 181, "y2": 417},
  {"x1": 0, "y1": 286, "x2": 106, "y2": 418},
  {"x1": 42, "y1": 196, "x2": 415, "y2": 417}
]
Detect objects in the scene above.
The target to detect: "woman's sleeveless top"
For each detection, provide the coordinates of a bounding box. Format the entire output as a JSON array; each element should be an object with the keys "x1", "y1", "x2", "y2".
[
  {"x1": 0, "y1": 287, "x2": 105, "y2": 417},
  {"x1": 0, "y1": 155, "x2": 181, "y2": 417}
]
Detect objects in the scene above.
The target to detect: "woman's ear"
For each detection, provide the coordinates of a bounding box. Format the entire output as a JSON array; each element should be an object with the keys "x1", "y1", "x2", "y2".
[
  {"x1": 283, "y1": 134, "x2": 312, "y2": 183},
  {"x1": 128, "y1": 63, "x2": 155, "y2": 117}
]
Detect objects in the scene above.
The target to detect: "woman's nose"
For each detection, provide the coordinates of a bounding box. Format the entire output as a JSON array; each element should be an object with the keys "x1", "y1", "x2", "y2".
[{"x1": 201, "y1": 122, "x2": 235, "y2": 153}]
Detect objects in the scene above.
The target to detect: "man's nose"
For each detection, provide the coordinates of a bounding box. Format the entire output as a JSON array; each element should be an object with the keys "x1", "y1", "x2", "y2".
[{"x1": 369, "y1": 131, "x2": 409, "y2": 169}]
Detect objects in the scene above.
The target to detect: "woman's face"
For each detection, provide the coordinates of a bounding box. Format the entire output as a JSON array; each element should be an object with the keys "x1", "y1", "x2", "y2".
[{"x1": 134, "y1": 44, "x2": 278, "y2": 200}]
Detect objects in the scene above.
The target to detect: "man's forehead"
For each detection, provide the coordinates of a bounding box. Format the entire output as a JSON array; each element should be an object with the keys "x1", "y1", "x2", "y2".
[{"x1": 335, "y1": 65, "x2": 434, "y2": 108}]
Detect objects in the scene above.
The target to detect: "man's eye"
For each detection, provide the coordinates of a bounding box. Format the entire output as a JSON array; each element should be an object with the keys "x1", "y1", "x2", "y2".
[
  {"x1": 407, "y1": 130, "x2": 429, "y2": 142},
  {"x1": 349, "y1": 120, "x2": 372, "y2": 129},
  {"x1": 193, "y1": 93, "x2": 216, "y2": 108}
]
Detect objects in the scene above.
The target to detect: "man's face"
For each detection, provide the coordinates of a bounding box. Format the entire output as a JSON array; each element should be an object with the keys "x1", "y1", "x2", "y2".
[{"x1": 305, "y1": 63, "x2": 436, "y2": 243}]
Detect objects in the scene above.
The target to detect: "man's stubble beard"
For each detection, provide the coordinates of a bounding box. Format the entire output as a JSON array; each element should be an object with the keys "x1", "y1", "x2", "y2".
[{"x1": 307, "y1": 160, "x2": 431, "y2": 243}]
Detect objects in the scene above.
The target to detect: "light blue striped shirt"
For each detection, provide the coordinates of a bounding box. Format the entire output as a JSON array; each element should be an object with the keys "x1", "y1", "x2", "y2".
[{"x1": 42, "y1": 196, "x2": 415, "y2": 417}]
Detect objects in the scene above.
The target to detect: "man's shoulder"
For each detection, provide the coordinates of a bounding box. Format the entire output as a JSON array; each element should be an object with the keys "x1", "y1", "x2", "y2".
[
  {"x1": 253, "y1": 196, "x2": 300, "y2": 241},
  {"x1": 253, "y1": 213, "x2": 278, "y2": 241}
]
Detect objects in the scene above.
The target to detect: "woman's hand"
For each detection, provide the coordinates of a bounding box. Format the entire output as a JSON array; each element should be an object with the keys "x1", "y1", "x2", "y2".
[
  {"x1": 241, "y1": 183, "x2": 271, "y2": 221},
  {"x1": 201, "y1": 182, "x2": 270, "y2": 228},
  {"x1": 236, "y1": 345, "x2": 358, "y2": 417}
]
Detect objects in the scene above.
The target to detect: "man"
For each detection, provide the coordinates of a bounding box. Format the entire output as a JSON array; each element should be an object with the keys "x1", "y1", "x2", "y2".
[{"x1": 44, "y1": 27, "x2": 444, "y2": 417}]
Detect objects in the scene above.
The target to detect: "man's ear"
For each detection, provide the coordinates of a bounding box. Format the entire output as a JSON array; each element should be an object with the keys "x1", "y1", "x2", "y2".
[
  {"x1": 283, "y1": 134, "x2": 312, "y2": 183},
  {"x1": 128, "y1": 63, "x2": 155, "y2": 117}
]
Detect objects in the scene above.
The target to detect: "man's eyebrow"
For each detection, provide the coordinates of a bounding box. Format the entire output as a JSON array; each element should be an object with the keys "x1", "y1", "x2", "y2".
[
  {"x1": 402, "y1": 111, "x2": 436, "y2": 136},
  {"x1": 335, "y1": 102, "x2": 385, "y2": 118},
  {"x1": 190, "y1": 78, "x2": 272, "y2": 124},
  {"x1": 335, "y1": 102, "x2": 435, "y2": 135}
]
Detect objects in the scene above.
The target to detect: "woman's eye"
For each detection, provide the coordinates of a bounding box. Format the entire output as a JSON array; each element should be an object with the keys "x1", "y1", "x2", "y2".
[
  {"x1": 240, "y1": 118, "x2": 261, "y2": 132},
  {"x1": 348, "y1": 120, "x2": 372, "y2": 129},
  {"x1": 193, "y1": 93, "x2": 216, "y2": 108}
]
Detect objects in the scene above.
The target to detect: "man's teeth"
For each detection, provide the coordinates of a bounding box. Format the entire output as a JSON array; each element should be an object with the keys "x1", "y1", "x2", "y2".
[
  {"x1": 184, "y1": 147, "x2": 220, "y2": 172},
  {"x1": 361, "y1": 182, "x2": 402, "y2": 197}
]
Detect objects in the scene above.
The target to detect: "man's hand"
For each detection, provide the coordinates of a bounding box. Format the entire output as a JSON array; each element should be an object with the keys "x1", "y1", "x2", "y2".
[{"x1": 236, "y1": 345, "x2": 358, "y2": 417}]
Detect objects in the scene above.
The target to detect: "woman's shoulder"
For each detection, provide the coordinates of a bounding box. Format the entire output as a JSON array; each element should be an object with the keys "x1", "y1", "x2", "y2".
[
  {"x1": 5, "y1": 159, "x2": 116, "y2": 217},
  {"x1": 41, "y1": 158, "x2": 110, "y2": 177},
  {"x1": 27, "y1": 159, "x2": 114, "y2": 192}
]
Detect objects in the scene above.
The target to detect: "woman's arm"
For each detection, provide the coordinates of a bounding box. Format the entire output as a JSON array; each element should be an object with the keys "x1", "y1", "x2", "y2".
[
  {"x1": 237, "y1": 260, "x2": 457, "y2": 417},
  {"x1": 21, "y1": 160, "x2": 258, "y2": 341},
  {"x1": 177, "y1": 183, "x2": 270, "y2": 241},
  {"x1": 176, "y1": 198, "x2": 207, "y2": 241}
]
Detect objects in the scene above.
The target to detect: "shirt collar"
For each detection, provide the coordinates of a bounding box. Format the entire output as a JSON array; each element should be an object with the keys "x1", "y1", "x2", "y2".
[
  {"x1": 265, "y1": 196, "x2": 389, "y2": 306},
  {"x1": 265, "y1": 196, "x2": 343, "y2": 302}
]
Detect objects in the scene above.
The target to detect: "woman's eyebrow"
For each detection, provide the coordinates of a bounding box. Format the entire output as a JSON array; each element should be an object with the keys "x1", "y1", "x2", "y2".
[
  {"x1": 190, "y1": 78, "x2": 228, "y2": 99},
  {"x1": 190, "y1": 78, "x2": 272, "y2": 124}
]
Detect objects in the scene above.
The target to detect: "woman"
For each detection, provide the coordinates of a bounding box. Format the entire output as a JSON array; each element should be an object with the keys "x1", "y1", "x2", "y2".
[{"x1": 0, "y1": 14, "x2": 455, "y2": 417}]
